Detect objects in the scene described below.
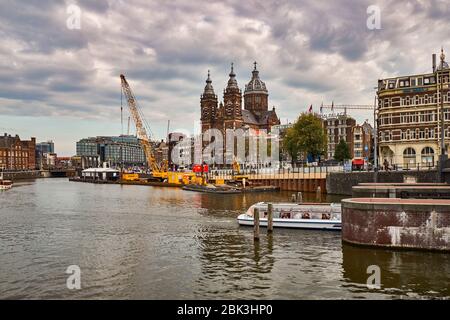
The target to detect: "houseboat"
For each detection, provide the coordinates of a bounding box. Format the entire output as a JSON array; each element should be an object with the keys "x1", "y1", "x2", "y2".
[{"x1": 0, "y1": 172, "x2": 13, "y2": 190}]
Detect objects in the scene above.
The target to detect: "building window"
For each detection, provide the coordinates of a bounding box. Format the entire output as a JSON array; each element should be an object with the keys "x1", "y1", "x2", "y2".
[
  {"x1": 421, "y1": 147, "x2": 434, "y2": 166},
  {"x1": 403, "y1": 147, "x2": 416, "y2": 168}
]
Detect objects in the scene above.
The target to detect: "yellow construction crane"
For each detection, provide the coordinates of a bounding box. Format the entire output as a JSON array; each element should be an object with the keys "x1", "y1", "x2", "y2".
[{"x1": 120, "y1": 74, "x2": 167, "y2": 181}]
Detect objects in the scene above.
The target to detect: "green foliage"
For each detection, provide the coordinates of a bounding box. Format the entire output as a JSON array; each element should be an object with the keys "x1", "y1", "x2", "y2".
[
  {"x1": 283, "y1": 113, "x2": 327, "y2": 162},
  {"x1": 334, "y1": 139, "x2": 352, "y2": 162}
]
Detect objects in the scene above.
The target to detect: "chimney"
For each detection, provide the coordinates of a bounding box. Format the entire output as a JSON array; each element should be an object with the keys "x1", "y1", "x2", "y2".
[{"x1": 433, "y1": 53, "x2": 437, "y2": 72}]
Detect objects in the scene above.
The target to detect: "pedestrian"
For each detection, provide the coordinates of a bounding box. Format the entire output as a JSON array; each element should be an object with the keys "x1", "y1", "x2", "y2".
[{"x1": 383, "y1": 159, "x2": 390, "y2": 171}]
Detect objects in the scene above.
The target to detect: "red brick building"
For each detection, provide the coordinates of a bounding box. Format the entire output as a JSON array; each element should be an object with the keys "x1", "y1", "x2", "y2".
[
  {"x1": 351, "y1": 121, "x2": 373, "y2": 164},
  {"x1": 200, "y1": 62, "x2": 280, "y2": 134},
  {"x1": 323, "y1": 114, "x2": 356, "y2": 160},
  {"x1": 0, "y1": 134, "x2": 36, "y2": 170}
]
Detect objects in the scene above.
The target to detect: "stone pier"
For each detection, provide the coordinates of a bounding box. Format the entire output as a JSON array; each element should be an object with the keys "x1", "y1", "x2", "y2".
[{"x1": 342, "y1": 198, "x2": 450, "y2": 251}]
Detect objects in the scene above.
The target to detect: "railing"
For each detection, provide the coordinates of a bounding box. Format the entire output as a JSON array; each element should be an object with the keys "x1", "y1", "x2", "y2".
[
  {"x1": 377, "y1": 163, "x2": 437, "y2": 172},
  {"x1": 207, "y1": 166, "x2": 337, "y2": 180},
  {"x1": 206, "y1": 162, "x2": 438, "y2": 180}
]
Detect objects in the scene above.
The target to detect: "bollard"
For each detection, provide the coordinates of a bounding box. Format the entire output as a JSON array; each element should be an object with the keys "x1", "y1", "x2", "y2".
[
  {"x1": 316, "y1": 186, "x2": 321, "y2": 201},
  {"x1": 267, "y1": 203, "x2": 274, "y2": 233},
  {"x1": 254, "y1": 207, "x2": 260, "y2": 241},
  {"x1": 291, "y1": 193, "x2": 297, "y2": 202},
  {"x1": 297, "y1": 192, "x2": 303, "y2": 204}
]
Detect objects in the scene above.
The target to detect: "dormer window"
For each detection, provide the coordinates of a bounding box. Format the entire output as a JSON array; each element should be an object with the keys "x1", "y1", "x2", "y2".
[{"x1": 399, "y1": 79, "x2": 410, "y2": 87}]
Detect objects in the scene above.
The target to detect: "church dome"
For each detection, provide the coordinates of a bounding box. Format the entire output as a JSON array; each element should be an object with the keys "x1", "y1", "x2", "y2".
[
  {"x1": 226, "y1": 63, "x2": 239, "y2": 90},
  {"x1": 244, "y1": 62, "x2": 267, "y2": 94},
  {"x1": 202, "y1": 70, "x2": 215, "y2": 96}
]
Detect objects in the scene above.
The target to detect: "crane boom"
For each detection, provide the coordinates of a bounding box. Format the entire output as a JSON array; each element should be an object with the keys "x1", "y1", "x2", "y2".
[
  {"x1": 120, "y1": 74, "x2": 163, "y2": 176},
  {"x1": 322, "y1": 104, "x2": 374, "y2": 110}
]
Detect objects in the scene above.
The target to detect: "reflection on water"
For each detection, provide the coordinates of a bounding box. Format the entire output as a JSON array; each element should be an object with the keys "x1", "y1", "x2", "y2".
[
  {"x1": 0, "y1": 179, "x2": 448, "y2": 299},
  {"x1": 342, "y1": 244, "x2": 450, "y2": 299},
  {"x1": 194, "y1": 227, "x2": 276, "y2": 299}
]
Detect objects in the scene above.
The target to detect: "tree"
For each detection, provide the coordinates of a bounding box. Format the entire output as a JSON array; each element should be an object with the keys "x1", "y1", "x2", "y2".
[
  {"x1": 283, "y1": 129, "x2": 300, "y2": 164},
  {"x1": 334, "y1": 139, "x2": 352, "y2": 163},
  {"x1": 283, "y1": 113, "x2": 327, "y2": 164}
]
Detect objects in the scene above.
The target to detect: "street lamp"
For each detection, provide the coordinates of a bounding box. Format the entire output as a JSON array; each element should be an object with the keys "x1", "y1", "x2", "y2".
[
  {"x1": 437, "y1": 49, "x2": 447, "y2": 182},
  {"x1": 373, "y1": 89, "x2": 379, "y2": 184}
]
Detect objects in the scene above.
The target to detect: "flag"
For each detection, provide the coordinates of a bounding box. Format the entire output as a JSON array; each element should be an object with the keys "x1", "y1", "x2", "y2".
[
  {"x1": 320, "y1": 102, "x2": 323, "y2": 114},
  {"x1": 331, "y1": 101, "x2": 334, "y2": 112},
  {"x1": 308, "y1": 104, "x2": 313, "y2": 113}
]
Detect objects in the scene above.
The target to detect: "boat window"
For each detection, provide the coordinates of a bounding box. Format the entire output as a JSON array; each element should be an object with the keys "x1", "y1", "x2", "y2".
[
  {"x1": 301, "y1": 212, "x2": 310, "y2": 219},
  {"x1": 280, "y1": 211, "x2": 291, "y2": 219},
  {"x1": 322, "y1": 213, "x2": 331, "y2": 220}
]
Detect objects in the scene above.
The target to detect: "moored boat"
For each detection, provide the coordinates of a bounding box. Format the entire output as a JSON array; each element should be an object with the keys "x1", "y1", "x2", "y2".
[
  {"x1": 238, "y1": 202, "x2": 341, "y2": 231},
  {"x1": 0, "y1": 172, "x2": 13, "y2": 191}
]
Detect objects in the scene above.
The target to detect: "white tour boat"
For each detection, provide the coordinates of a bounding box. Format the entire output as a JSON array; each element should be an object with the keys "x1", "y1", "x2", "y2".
[
  {"x1": 0, "y1": 172, "x2": 13, "y2": 191},
  {"x1": 237, "y1": 202, "x2": 342, "y2": 231}
]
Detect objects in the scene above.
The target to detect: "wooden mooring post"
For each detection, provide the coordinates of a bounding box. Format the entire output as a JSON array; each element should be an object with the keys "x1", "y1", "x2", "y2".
[
  {"x1": 254, "y1": 207, "x2": 260, "y2": 241},
  {"x1": 267, "y1": 203, "x2": 274, "y2": 233},
  {"x1": 297, "y1": 192, "x2": 303, "y2": 204},
  {"x1": 291, "y1": 193, "x2": 297, "y2": 202}
]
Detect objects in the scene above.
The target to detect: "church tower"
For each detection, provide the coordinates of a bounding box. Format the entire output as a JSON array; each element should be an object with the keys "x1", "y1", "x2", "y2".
[
  {"x1": 244, "y1": 61, "x2": 268, "y2": 115},
  {"x1": 223, "y1": 63, "x2": 242, "y2": 130},
  {"x1": 200, "y1": 70, "x2": 218, "y2": 132}
]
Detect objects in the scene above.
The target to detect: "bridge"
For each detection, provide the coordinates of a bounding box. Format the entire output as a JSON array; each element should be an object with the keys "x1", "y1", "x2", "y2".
[{"x1": 42, "y1": 169, "x2": 77, "y2": 178}]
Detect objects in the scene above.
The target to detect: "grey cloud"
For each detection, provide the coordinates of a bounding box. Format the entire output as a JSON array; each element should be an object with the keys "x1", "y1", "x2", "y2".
[
  {"x1": 77, "y1": 0, "x2": 110, "y2": 13},
  {"x1": 0, "y1": 0, "x2": 448, "y2": 155}
]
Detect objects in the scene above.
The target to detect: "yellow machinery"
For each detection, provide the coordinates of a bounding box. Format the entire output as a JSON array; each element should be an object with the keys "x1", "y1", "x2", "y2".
[
  {"x1": 122, "y1": 173, "x2": 140, "y2": 181},
  {"x1": 215, "y1": 178, "x2": 225, "y2": 185},
  {"x1": 120, "y1": 74, "x2": 205, "y2": 186},
  {"x1": 121, "y1": 74, "x2": 167, "y2": 181},
  {"x1": 232, "y1": 159, "x2": 249, "y2": 182},
  {"x1": 167, "y1": 172, "x2": 204, "y2": 185}
]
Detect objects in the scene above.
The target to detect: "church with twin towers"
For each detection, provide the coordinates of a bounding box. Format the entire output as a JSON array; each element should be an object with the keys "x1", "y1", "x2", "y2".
[{"x1": 200, "y1": 62, "x2": 280, "y2": 135}]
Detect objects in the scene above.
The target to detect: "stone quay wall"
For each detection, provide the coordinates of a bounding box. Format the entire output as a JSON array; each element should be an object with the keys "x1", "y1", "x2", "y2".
[
  {"x1": 326, "y1": 170, "x2": 438, "y2": 195},
  {"x1": 342, "y1": 198, "x2": 450, "y2": 251}
]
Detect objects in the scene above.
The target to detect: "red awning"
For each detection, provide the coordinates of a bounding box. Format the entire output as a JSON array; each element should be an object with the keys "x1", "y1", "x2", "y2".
[
  {"x1": 193, "y1": 164, "x2": 209, "y2": 173},
  {"x1": 352, "y1": 159, "x2": 364, "y2": 165}
]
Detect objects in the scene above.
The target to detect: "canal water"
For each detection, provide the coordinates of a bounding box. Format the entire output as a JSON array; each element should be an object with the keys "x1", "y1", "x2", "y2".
[{"x1": 0, "y1": 178, "x2": 449, "y2": 299}]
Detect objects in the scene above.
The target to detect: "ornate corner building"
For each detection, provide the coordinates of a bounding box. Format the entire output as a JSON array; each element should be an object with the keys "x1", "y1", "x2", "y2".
[
  {"x1": 200, "y1": 62, "x2": 280, "y2": 135},
  {"x1": 377, "y1": 49, "x2": 450, "y2": 168}
]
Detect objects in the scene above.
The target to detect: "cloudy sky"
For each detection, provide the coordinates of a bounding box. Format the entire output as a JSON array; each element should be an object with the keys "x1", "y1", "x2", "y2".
[{"x1": 1, "y1": 0, "x2": 449, "y2": 155}]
